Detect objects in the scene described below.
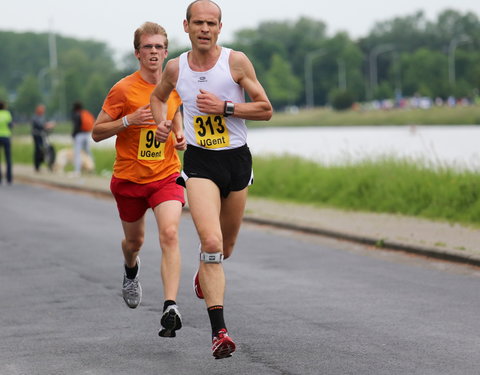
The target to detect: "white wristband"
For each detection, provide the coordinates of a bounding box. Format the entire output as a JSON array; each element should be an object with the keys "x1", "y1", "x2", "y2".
[{"x1": 122, "y1": 116, "x2": 130, "y2": 128}]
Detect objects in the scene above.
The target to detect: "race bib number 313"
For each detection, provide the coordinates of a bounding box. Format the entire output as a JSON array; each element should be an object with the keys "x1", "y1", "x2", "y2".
[
  {"x1": 137, "y1": 128, "x2": 165, "y2": 160},
  {"x1": 194, "y1": 115, "x2": 230, "y2": 149}
]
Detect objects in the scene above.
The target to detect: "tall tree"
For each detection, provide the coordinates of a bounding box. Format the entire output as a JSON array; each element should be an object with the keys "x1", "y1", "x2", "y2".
[
  {"x1": 401, "y1": 48, "x2": 449, "y2": 98},
  {"x1": 265, "y1": 54, "x2": 302, "y2": 109}
]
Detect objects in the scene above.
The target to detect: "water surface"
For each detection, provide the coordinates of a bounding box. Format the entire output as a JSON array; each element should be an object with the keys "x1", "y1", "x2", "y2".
[{"x1": 247, "y1": 125, "x2": 480, "y2": 171}]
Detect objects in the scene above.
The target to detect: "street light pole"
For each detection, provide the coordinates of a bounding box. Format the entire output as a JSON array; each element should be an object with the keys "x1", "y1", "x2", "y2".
[
  {"x1": 337, "y1": 58, "x2": 347, "y2": 90},
  {"x1": 368, "y1": 44, "x2": 394, "y2": 100},
  {"x1": 304, "y1": 49, "x2": 326, "y2": 109},
  {"x1": 448, "y1": 35, "x2": 471, "y2": 86},
  {"x1": 37, "y1": 67, "x2": 50, "y2": 98}
]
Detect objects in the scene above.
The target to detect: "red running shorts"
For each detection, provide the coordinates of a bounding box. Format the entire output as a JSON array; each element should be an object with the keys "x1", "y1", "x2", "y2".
[{"x1": 110, "y1": 173, "x2": 185, "y2": 222}]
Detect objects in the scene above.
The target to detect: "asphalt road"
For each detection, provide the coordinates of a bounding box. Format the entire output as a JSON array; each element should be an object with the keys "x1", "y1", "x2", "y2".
[{"x1": 1, "y1": 183, "x2": 479, "y2": 375}]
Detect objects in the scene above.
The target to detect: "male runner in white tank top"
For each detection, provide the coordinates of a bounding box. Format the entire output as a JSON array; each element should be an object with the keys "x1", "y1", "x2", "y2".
[{"x1": 151, "y1": 0, "x2": 272, "y2": 359}]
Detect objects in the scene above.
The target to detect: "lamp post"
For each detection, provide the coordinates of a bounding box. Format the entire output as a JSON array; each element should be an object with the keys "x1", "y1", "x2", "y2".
[
  {"x1": 368, "y1": 44, "x2": 394, "y2": 100},
  {"x1": 37, "y1": 67, "x2": 50, "y2": 97},
  {"x1": 48, "y1": 19, "x2": 66, "y2": 120},
  {"x1": 448, "y1": 35, "x2": 471, "y2": 86},
  {"x1": 304, "y1": 49, "x2": 326, "y2": 109},
  {"x1": 337, "y1": 58, "x2": 347, "y2": 90}
]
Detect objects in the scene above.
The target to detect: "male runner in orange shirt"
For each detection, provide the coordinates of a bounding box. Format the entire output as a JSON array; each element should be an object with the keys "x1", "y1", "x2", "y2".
[{"x1": 92, "y1": 22, "x2": 186, "y2": 338}]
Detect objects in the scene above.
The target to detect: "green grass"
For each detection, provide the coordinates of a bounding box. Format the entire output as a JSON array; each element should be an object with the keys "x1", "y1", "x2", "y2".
[
  {"x1": 11, "y1": 142, "x2": 33, "y2": 164},
  {"x1": 91, "y1": 148, "x2": 116, "y2": 175},
  {"x1": 250, "y1": 155, "x2": 480, "y2": 226}
]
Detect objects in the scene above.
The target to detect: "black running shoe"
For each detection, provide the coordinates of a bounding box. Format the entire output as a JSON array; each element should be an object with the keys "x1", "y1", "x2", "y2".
[{"x1": 159, "y1": 304, "x2": 182, "y2": 338}]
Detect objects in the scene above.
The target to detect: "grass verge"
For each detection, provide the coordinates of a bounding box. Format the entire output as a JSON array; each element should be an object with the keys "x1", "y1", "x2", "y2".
[{"x1": 250, "y1": 155, "x2": 480, "y2": 226}]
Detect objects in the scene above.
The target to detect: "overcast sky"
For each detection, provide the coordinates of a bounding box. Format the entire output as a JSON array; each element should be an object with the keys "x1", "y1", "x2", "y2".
[{"x1": 2, "y1": 0, "x2": 479, "y2": 58}]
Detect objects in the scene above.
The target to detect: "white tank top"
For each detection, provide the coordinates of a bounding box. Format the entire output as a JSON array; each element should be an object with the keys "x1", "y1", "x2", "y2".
[{"x1": 176, "y1": 47, "x2": 246, "y2": 150}]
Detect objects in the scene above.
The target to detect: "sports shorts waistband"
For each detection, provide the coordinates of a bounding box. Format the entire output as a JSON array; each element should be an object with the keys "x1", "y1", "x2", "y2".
[{"x1": 186, "y1": 144, "x2": 249, "y2": 155}]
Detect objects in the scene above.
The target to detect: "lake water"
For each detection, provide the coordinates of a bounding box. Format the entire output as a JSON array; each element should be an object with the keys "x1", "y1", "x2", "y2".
[
  {"x1": 246, "y1": 125, "x2": 480, "y2": 171},
  {"x1": 88, "y1": 125, "x2": 480, "y2": 171}
]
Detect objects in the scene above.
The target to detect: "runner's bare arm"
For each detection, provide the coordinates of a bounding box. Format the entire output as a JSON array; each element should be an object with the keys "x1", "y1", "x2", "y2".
[
  {"x1": 151, "y1": 59, "x2": 177, "y2": 122},
  {"x1": 92, "y1": 105, "x2": 154, "y2": 142},
  {"x1": 230, "y1": 51, "x2": 273, "y2": 121},
  {"x1": 172, "y1": 109, "x2": 186, "y2": 150},
  {"x1": 152, "y1": 58, "x2": 180, "y2": 142}
]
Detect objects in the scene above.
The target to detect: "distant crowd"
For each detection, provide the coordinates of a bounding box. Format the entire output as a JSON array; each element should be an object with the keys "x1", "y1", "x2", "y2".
[{"x1": 363, "y1": 94, "x2": 480, "y2": 111}]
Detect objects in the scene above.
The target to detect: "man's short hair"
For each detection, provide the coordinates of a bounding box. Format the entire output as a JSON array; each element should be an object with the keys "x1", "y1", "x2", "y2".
[
  {"x1": 186, "y1": 0, "x2": 222, "y2": 23},
  {"x1": 134, "y1": 22, "x2": 168, "y2": 51}
]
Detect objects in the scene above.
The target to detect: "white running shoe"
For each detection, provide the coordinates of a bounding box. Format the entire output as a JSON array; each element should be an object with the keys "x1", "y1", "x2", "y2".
[{"x1": 122, "y1": 257, "x2": 142, "y2": 309}]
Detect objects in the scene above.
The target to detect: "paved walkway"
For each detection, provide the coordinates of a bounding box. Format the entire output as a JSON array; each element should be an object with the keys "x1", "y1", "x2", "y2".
[{"x1": 11, "y1": 164, "x2": 480, "y2": 267}]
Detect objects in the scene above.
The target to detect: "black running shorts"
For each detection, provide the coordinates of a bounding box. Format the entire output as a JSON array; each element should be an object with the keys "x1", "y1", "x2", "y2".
[{"x1": 178, "y1": 144, "x2": 253, "y2": 198}]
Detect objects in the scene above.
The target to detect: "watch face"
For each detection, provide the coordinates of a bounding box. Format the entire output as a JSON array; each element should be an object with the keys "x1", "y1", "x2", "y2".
[{"x1": 225, "y1": 102, "x2": 234, "y2": 115}]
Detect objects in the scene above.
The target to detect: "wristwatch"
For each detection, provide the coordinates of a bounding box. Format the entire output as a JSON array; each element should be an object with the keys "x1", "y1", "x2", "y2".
[{"x1": 224, "y1": 100, "x2": 235, "y2": 116}]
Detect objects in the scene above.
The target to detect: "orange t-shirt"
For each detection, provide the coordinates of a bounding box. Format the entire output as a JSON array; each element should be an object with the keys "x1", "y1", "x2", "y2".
[{"x1": 102, "y1": 71, "x2": 182, "y2": 184}]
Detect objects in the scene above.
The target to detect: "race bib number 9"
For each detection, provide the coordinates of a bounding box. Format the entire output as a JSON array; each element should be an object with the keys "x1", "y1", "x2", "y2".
[
  {"x1": 137, "y1": 128, "x2": 165, "y2": 160},
  {"x1": 194, "y1": 115, "x2": 230, "y2": 149}
]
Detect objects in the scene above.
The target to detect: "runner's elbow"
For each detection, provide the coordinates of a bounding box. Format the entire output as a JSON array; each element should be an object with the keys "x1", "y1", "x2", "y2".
[
  {"x1": 91, "y1": 132, "x2": 103, "y2": 143},
  {"x1": 262, "y1": 104, "x2": 273, "y2": 121}
]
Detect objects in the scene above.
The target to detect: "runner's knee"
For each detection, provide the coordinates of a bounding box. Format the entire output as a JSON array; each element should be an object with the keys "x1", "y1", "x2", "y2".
[
  {"x1": 124, "y1": 237, "x2": 143, "y2": 252},
  {"x1": 159, "y1": 224, "x2": 179, "y2": 248},
  {"x1": 200, "y1": 235, "x2": 222, "y2": 254}
]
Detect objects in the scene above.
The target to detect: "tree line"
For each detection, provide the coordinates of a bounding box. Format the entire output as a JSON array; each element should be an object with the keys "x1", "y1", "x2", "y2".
[{"x1": 0, "y1": 8, "x2": 478, "y2": 120}]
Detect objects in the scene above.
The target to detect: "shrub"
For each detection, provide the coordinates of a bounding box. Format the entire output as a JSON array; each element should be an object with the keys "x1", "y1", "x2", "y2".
[{"x1": 330, "y1": 89, "x2": 354, "y2": 111}]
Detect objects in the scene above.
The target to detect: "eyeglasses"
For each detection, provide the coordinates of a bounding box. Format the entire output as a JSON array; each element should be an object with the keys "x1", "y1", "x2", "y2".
[{"x1": 140, "y1": 44, "x2": 166, "y2": 50}]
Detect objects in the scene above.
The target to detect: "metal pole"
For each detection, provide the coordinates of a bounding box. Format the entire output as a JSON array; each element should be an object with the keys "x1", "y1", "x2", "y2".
[
  {"x1": 37, "y1": 67, "x2": 50, "y2": 97},
  {"x1": 368, "y1": 44, "x2": 394, "y2": 100},
  {"x1": 337, "y1": 59, "x2": 346, "y2": 90},
  {"x1": 48, "y1": 27, "x2": 58, "y2": 70},
  {"x1": 448, "y1": 35, "x2": 471, "y2": 86},
  {"x1": 304, "y1": 49, "x2": 326, "y2": 109},
  {"x1": 393, "y1": 51, "x2": 401, "y2": 96},
  {"x1": 48, "y1": 19, "x2": 65, "y2": 120}
]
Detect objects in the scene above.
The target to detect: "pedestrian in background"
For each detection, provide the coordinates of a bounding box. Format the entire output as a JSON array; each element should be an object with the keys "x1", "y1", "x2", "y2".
[
  {"x1": 0, "y1": 101, "x2": 14, "y2": 185},
  {"x1": 71, "y1": 101, "x2": 95, "y2": 175},
  {"x1": 31, "y1": 104, "x2": 54, "y2": 172}
]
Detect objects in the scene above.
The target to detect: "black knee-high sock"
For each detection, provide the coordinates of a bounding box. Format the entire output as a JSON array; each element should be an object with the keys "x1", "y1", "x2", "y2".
[{"x1": 208, "y1": 305, "x2": 226, "y2": 335}]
